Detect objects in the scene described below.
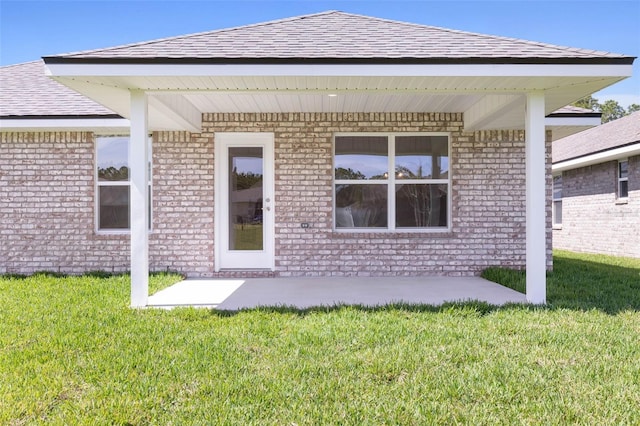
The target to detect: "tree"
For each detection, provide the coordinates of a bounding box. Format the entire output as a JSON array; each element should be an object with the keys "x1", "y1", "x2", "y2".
[
  {"x1": 571, "y1": 96, "x2": 639, "y2": 123},
  {"x1": 573, "y1": 95, "x2": 599, "y2": 110},
  {"x1": 599, "y1": 99, "x2": 626, "y2": 123},
  {"x1": 627, "y1": 104, "x2": 640, "y2": 114}
]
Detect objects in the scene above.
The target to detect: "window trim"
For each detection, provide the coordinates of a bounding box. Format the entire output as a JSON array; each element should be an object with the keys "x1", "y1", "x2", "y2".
[
  {"x1": 552, "y1": 174, "x2": 562, "y2": 228},
  {"x1": 618, "y1": 159, "x2": 629, "y2": 200},
  {"x1": 333, "y1": 132, "x2": 451, "y2": 233},
  {"x1": 95, "y1": 134, "x2": 153, "y2": 234}
]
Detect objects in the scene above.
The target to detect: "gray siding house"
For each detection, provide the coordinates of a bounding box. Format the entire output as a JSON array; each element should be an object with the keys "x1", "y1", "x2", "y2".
[
  {"x1": 553, "y1": 111, "x2": 640, "y2": 258},
  {"x1": 0, "y1": 11, "x2": 634, "y2": 306}
]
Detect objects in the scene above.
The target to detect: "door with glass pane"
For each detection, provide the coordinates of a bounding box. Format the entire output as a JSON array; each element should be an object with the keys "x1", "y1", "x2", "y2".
[{"x1": 215, "y1": 133, "x2": 274, "y2": 270}]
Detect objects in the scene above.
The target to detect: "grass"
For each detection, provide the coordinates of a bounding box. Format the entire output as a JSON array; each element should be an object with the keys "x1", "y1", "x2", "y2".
[
  {"x1": 482, "y1": 249, "x2": 640, "y2": 313},
  {"x1": 1, "y1": 252, "x2": 640, "y2": 424}
]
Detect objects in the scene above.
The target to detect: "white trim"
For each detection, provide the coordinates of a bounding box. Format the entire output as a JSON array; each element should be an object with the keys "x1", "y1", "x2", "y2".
[
  {"x1": 333, "y1": 132, "x2": 451, "y2": 232},
  {"x1": 148, "y1": 95, "x2": 202, "y2": 133},
  {"x1": 525, "y1": 92, "x2": 547, "y2": 304},
  {"x1": 552, "y1": 175, "x2": 563, "y2": 227},
  {"x1": 618, "y1": 159, "x2": 629, "y2": 199},
  {"x1": 129, "y1": 90, "x2": 149, "y2": 308},
  {"x1": 214, "y1": 132, "x2": 275, "y2": 271},
  {"x1": 544, "y1": 116, "x2": 601, "y2": 127},
  {"x1": 464, "y1": 94, "x2": 522, "y2": 132},
  {"x1": 0, "y1": 118, "x2": 130, "y2": 131},
  {"x1": 46, "y1": 63, "x2": 634, "y2": 78},
  {"x1": 552, "y1": 143, "x2": 640, "y2": 173},
  {"x1": 95, "y1": 135, "x2": 153, "y2": 234}
]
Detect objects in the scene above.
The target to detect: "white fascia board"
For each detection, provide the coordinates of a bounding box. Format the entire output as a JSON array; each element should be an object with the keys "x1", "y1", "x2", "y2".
[
  {"x1": 0, "y1": 118, "x2": 130, "y2": 131},
  {"x1": 553, "y1": 143, "x2": 640, "y2": 172},
  {"x1": 46, "y1": 63, "x2": 634, "y2": 78},
  {"x1": 545, "y1": 116, "x2": 601, "y2": 127}
]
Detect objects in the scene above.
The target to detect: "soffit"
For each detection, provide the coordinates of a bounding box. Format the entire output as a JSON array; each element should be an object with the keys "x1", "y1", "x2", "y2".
[{"x1": 48, "y1": 71, "x2": 628, "y2": 132}]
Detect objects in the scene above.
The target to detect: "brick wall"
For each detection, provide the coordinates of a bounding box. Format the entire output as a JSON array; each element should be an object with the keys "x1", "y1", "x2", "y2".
[
  {"x1": 1, "y1": 113, "x2": 552, "y2": 276},
  {"x1": 0, "y1": 132, "x2": 129, "y2": 274},
  {"x1": 553, "y1": 155, "x2": 640, "y2": 258},
  {"x1": 150, "y1": 131, "x2": 214, "y2": 275},
  {"x1": 202, "y1": 112, "x2": 551, "y2": 276}
]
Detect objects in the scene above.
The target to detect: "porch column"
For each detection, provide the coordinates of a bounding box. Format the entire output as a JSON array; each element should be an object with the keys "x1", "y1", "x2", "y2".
[
  {"x1": 130, "y1": 90, "x2": 149, "y2": 308},
  {"x1": 525, "y1": 92, "x2": 547, "y2": 304}
]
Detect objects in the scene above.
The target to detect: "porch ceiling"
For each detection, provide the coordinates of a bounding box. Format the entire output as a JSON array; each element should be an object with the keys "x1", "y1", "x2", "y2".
[{"x1": 47, "y1": 69, "x2": 629, "y2": 132}]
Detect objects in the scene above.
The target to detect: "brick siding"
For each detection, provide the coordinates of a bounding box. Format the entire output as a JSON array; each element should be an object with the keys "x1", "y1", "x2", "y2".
[
  {"x1": 1, "y1": 113, "x2": 552, "y2": 276},
  {"x1": 553, "y1": 155, "x2": 640, "y2": 258}
]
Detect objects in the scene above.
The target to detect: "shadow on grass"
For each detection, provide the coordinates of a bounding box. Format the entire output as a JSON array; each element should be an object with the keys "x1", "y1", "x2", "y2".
[{"x1": 210, "y1": 300, "x2": 546, "y2": 318}]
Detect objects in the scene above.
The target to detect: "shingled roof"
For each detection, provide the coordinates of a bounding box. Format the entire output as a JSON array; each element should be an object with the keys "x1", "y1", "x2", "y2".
[
  {"x1": 553, "y1": 111, "x2": 640, "y2": 163},
  {"x1": 45, "y1": 11, "x2": 631, "y2": 64},
  {"x1": 0, "y1": 61, "x2": 117, "y2": 117}
]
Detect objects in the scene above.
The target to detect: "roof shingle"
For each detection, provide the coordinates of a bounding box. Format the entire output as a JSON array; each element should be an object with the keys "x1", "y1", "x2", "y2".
[
  {"x1": 0, "y1": 61, "x2": 116, "y2": 117},
  {"x1": 47, "y1": 11, "x2": 630, "y2": 62},
  {"x1": 553, "y1": 111, "x2": 640, "y2": 163}
]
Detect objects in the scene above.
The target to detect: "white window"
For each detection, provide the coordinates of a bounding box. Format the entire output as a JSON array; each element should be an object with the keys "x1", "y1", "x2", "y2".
[
  {"x1": 618, "y1": 160, "x2": 629, "y2": 199},
  {"x1": 334, "y1": 133, "x2": 450, "y2": 231},
  {"x1": 553, "y1": 175, "x2": 562, "y2": 226},
  {"x1": 96, "y1": 136, "x2": 151, "y2": 231}
]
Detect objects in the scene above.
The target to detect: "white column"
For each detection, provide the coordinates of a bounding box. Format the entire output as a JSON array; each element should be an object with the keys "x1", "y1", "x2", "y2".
[
  {"x1": 525, "y1": 92, "x2": 547, "y2": 304},
  {"x1": 130, "y1": 90, "x2": 149, "y2": 308}
]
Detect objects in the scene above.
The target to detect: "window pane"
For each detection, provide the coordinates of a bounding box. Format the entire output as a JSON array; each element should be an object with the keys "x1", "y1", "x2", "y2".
[
  {"x1": 97, "y1": 136, "x2": 129, "y2": 181},
  {"x1": 619, "y1": 161, "x2": 628, "y2": 179},
  {"x1": 553, "y1": 175, "x2": 563, "y2": 200},
  {"x1": 553, "y1": 200, "x2": 562, "y2": 225},
  {"x1": 395, "y1": 184, "x2": 448, "y2": 227},
  {"x1": 99, "y1": 186, "x2": 130, "y2": 229},
  {"x1": 229, "y1": 147, "x2": 264, "y2": 250},
  {"x1": 335, "y1": 184, "x2": 387, "y2": 228},
  {"x1": 395, "y1": 136, "x2": 448, "y2": 179},
  {"x1": 335, "y1": 136, "x2": 388, "y2": 180},
  {"x1": 620, "y1": 180, "x2": 628, "y2": 198}
]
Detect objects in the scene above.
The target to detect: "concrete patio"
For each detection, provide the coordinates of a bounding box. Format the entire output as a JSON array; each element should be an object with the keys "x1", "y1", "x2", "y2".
[{"x1": 147, "y1": 276, "x2": 527, "y2": 310}]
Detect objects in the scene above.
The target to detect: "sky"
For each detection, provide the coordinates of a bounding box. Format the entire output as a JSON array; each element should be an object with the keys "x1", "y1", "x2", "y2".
[{"x1": 1, "y1": 0, "x2": 639, "y2": 107}]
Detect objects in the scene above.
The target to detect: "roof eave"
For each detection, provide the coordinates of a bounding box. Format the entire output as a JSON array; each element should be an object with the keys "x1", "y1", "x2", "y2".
[
  {"x1": 0, "y1": 115, "x2": 130, "y2": 133},
  {"x1": 42, "y1": 56, "x2": 636, "y2": 66},
  {"x1": 553, "y1": 141, "x2": 640, "y2": 172}
]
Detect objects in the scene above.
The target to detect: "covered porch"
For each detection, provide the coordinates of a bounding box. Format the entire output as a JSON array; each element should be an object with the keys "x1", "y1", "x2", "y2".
[
  {"x1": 147, "y1": 276, "x2": 526, "y2": 310},
  {"x1": 41, "y1": 11, "x2": 633, "y2": 308}
]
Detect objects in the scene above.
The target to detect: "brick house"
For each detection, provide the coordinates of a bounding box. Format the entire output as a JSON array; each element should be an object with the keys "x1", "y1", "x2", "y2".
[
  {"x1": 552, "y1": 111, "x2": 640, "y2": 258},
  {"x1": 0, "y1": 11, "x2": 634, "y2": 306}
]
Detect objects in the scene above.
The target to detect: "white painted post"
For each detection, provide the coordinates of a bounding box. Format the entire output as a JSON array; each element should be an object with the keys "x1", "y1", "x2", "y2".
[
  {"x1": 130, "y1": 90, "x2": 149, "y2": 308},
  {"x1": 525, "y1": 92, "x2": 547, "y2": 304}
]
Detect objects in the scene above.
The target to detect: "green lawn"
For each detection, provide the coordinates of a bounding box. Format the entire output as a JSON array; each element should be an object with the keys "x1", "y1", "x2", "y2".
[{"x1": 1, "y1": 252, "x2": 639, "y2": 425}]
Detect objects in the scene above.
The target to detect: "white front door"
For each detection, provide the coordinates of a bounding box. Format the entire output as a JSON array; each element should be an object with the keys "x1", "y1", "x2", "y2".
[{"x1": 215, "y1": 133, "x2": 275, "y2": 270}]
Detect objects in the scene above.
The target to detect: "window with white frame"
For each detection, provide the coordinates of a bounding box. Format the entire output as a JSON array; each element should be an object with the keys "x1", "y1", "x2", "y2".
[
  {"x1": 96, "y1": 136, "x2": 151, "y2": 231},
  {"x1": 618, "y1": 159, "x2": 629, "y2": 199},
  {"x1": 334, "y1": 134, "x2": 449, "y2": 230},
  {"x1": 553, "y1": 175, "x2": 562, "y2": 226}
]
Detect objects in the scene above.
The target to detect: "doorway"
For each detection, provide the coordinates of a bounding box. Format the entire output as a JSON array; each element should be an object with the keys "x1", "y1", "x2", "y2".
[{"x1": 215, "y1": 133, "x2": 274, "y2": 270}]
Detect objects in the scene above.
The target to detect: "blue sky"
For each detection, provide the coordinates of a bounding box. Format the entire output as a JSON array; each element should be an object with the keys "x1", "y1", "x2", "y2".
[{"x1": 1, "y1": 0, "x2": 638, "y2": 106}]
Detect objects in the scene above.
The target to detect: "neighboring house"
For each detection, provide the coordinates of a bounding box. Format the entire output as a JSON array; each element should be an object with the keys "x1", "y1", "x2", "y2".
[
  {"x1": 552, "y1": 111, "x2": 640, "y2": 258},
  {"x1": 0, "y1": 11, "x2": 634, "y2": 306}
]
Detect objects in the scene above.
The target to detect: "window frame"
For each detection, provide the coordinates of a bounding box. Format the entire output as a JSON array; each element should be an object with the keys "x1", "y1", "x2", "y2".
[
  {"x1": 618, "y1": 159, "x2": 629, "y2": 200},
  {"x1": 552, "y1": 174, "x2": 563, "y2": 227},
  {"x1": 95, "y1": 134, "x2": 153, "y2": 234},
  {"x1": 333, "y1": 132, "x2": 451, "y2": 233}
]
